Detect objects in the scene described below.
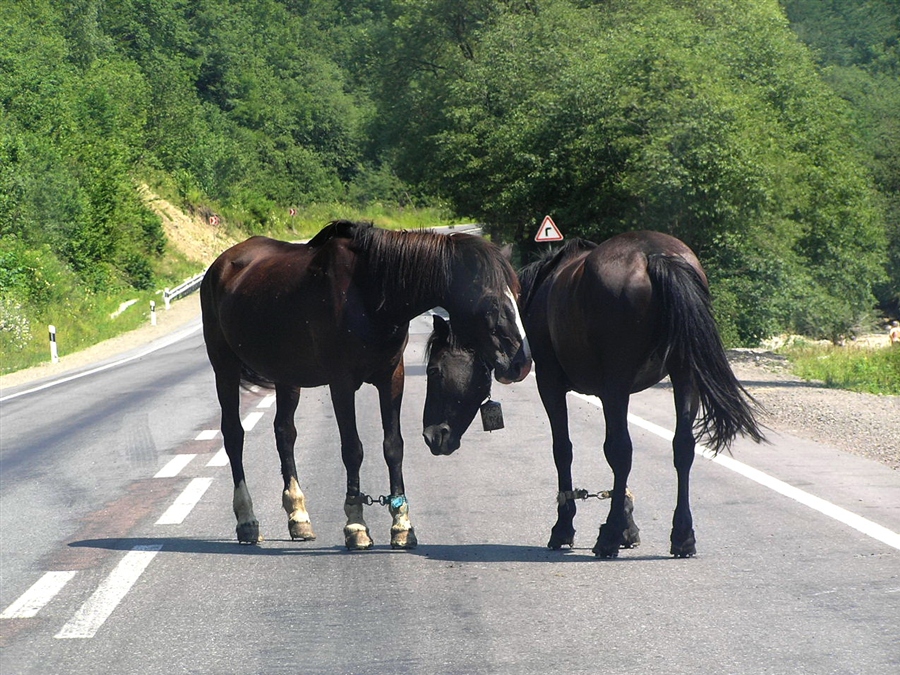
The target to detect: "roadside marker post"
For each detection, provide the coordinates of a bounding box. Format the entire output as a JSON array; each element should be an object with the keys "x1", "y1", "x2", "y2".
[
  {"x1": 49, "y1": 325, "x2": 59, "y2": 363},
  {"x1": 150, "y1": 301, "x2": 157, "y2": 326}
]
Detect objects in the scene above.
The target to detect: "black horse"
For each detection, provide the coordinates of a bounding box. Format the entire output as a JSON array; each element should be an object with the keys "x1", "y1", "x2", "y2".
[
  {"x1": 423, "y1": 231, "x2": 763, "y2": 557},
  {"x1": 201, "y1": 221, "x2": 531, "y2": 550}
]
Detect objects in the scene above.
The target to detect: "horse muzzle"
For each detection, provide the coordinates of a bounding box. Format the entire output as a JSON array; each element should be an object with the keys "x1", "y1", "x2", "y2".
[
  {"x1": 423, "y1": 423, "x2": 460, "y2": 456},
  {"x1": 494, "y1": 343, "x2": 532, "y2": 384}
]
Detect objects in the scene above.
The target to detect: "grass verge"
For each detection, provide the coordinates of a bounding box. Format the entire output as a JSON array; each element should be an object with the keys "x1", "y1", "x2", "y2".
[{"x1": 780, "y1": 340, "x2": 900, "y2": 395}]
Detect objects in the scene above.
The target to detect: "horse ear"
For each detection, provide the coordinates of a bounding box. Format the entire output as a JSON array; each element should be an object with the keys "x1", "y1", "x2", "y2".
[
  {"x1": 500, "y1": 244, "x2": 514, "y2": 261},
  {"x1": 432, "y1": 314, "x2": 450, "y2": 339}
]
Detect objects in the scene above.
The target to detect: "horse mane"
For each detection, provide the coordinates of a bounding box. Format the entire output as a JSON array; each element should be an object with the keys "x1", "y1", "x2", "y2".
[
  {"x1": 314, "y1": 221, "x2": 517, "y2": 310},
  {"x1": 519, "y1": 238, "x2": 597, "y2": 311},
  {"x1": 424, "y1": 317, "x2": 471, "y2": 361},
  {"x1": 307, "y1": 219, "x2": 365, "y2": 247}
]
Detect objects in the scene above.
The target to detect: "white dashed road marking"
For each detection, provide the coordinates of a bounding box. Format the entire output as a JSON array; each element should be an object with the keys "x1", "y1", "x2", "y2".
[
  {"x1": 154, "y1": 454, "x2": 196, "y2": 478},
  {"x1": 155, "y1": 477, "x2": 214, "y2": 525},
  {"x1": 1, "y1": 571, "x2": 78, "y2": 619},
  {"x1": 55, "y1": 546, "x2": 162, "y2": 639},
  {"x1": 5, "y1": 390, "x2": 270, "y2": 638},
  {"x1": 207, "y1": 447, "x2": 229, "y2": 467}
]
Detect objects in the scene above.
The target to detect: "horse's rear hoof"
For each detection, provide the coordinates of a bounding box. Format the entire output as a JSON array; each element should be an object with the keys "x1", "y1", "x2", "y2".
[
  {"x1": 344, "y1": 528, "x2": 374, "y2": 551},
  {"x1": 236, "y1": 521, "x2": 261, "y2": 544},
  {"x1": 289, "y1": 520, "x2": 316, "y2": 541},
  {"x1": 391, "y1": 527, "x2": 417, "y2": 549},
  {"x1": 592, "y1": 543, "x2": 619, "y2": 559},
  {"x1": 547, "y1": 533, "x2": 575, "y2": 550},
  {"x1": 670, "y1": 529, "x2": 696, "y2": 558},
  {"x1": 593, "y1": 525, "x2": 623, "y2": 558},
  {"x1": 621, "y1": 526, "x2": 641, "y2": 549}
]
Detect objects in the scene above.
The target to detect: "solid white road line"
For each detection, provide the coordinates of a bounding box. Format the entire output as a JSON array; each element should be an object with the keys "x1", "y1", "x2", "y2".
[
  {"x1": 155, "y1": 477, "x2": 214, "y2": 525},
  {"x1": 55, "y1": 546, "x2": 161, "y2": 639},
  {"x1": 0, "y1": 322, "x2": 202, "y2": 403},
  {"x1": 699, "y1": 449, "x2": 900, "y2": 551},
  {"x1": 1, "y1": 571, "x2": 78, "y2": 619},
  {"x1": 153, "y1": 454, "x2": 196, "y2": 478},
  {"x1": 569, "y1": 392, "x2": 900, "y2": 552},
  {"x1": 207, "y1": 446, "x2": 229, "y2": 467}
]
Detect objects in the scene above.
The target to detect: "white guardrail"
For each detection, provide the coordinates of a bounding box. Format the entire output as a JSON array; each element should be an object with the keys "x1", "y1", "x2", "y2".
[{"x1": 163, "y1": 271, "x2": 205, "y2": 309}]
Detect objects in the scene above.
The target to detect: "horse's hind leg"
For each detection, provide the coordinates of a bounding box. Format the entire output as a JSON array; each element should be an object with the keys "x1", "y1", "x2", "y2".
[
  {"x1": 330, "y1": 383, "x2": 373, "y2": 550},
  {"x1": 275, "y1": 384, "x2": 316, "y2": 541},
  {"x1": 594, "y1": 395, "x2": 641, "y2": 558},
  {"x1": 374, "y1": 360, "x2": 417, "y2": 549},
  {"x1": 669, "y1": 371, "x2": 699, "y2": 557},
  {"x1": 212, "y1": 360, "x2": 260, "y2": 544},
  {"x1": 536, "y1": 369, "x2": 576, "y2": 549}
]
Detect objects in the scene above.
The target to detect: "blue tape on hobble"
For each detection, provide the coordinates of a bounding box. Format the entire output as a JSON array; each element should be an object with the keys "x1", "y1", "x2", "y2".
[{"x1": 390, "y1": 495, "x2": 407, "y2": 510}]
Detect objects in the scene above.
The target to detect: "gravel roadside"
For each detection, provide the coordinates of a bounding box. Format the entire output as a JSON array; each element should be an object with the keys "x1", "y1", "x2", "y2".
[
  {"x1": 3, "y1": 298, "x2": 897, "y2": 472},
  {"x1": 727, "y1": 350, "x2": 900, "y2": 471}
]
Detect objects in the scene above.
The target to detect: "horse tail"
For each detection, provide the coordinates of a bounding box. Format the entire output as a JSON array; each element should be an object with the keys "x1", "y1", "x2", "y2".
[
  {"x1": 240, "y1": 364, "x2": 276, "y2": 391},
  {"x1": 647, "y1": 254, "x2": 765, "y2": 453}
]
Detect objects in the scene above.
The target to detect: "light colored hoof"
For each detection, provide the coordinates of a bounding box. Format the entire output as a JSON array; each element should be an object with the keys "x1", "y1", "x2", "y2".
[
  {"x1": 236, "y1": 520, "x2": 261, "y2": 544},
  {"x1": 289, "y1": 520, "x2": 316, "y2": 541},
  {"x1": 344, "y1": 528, "x2": 373, "y2": 550},
  {"x1": 391, "y1": 527, "x2": 417, "y2": 549}
]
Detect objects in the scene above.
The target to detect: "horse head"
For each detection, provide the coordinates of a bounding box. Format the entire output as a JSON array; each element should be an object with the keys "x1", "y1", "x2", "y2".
[
  {"x1": 444, "y1": 237, "x2": 532, "y2": 385},
  {"x1": 422, "y1": 315, "x2": 494, "y2": 455}
]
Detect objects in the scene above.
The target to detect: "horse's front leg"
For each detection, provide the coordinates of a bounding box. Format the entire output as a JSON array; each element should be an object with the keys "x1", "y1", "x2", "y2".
[
  {"x1": 669, "y1": 372, "x2": 699, "y2": 557},
  {"x1": 275, "y1": 384, "x2": 315, "y2": 541},
  {"x1": 330, "y1": 383, "x2": 373, "y2": 550},
  {"x1": 374, "y1": 358, "x2": 417, "y2": 549},
  {"x1": 594, "y1": 395, "x2": 641, "y2": 558},
  {"x1": 536, "y1": 369, "x2": 576, "y2": 549}
]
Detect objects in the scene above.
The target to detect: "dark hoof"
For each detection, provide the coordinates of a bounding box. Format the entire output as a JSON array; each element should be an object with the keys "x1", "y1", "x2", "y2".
[
  {"x1": 236, "y1": 520, "x2": 261, "y2": 544},
  {"x1": 592, "y1": 524, "x2": 624, "y2": 558},
  {"x1": 289, "y1": 520, "x2": 316, "y2": 541},
  {"x1": 391, "y1": 527, "x2": 417, "y2": 549},
  {"x1": 344, "y1": 528, "x2": 373, "y2": 551},
  {"x1": 670, "y1": 529, "x2": 696, "y2": 558},
  {"x1": 547, "y1": 529, "x2": 575, "y2": 550},
  {"x1": 621, "y1": 526, "x2": 641, "y2": 549},
  {"x1": 592, "y1": 542, "x2": 619, "y2": 559}
]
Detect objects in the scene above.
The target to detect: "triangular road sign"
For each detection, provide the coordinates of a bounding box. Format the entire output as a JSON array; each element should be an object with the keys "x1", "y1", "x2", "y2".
[{"x1": 535, "y1": 215, "x2": 563, "y2": 242}]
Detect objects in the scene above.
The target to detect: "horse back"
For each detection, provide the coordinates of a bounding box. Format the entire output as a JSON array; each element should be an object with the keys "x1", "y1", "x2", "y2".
[
  {"x1": 201, "y1": 235, "x2": 395, "y2": 387},
  {"x1": 544, "y1": 231, "x2": 703, "y2": 395}
]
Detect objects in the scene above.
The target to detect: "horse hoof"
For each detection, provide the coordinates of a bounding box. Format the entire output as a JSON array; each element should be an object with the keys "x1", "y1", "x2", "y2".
[
  {"x1": 593, "y1": 525, "x2": 623, "y2": 558},
  {"x1": 236, "y1": 521, "x2": 261, "y2": 544},
  {"x1": 621, "y1": 527, "x2": 641, "y2": 549},
  {"x1": 289, "y1": 520, "x2": 316, "y2": 541},
  {"x1": 344, "y1": 528, "x2": 374, "y2": 551},
  {"x1": 547, "y1": 534, "x2": 575, "y2": 550},
  {"x1": 670, "y1": 529, "x2": 696, "y2": 558},
  {"x1": 592, "y1": 543, "x2": 619, "y2": 559},
  {"x1": 391, "y1": 527, "x2": 417, "y2": 549}
]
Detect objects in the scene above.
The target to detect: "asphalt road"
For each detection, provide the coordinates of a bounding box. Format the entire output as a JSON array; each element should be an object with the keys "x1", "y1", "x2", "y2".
[{"x1": 1, "y1": 314, "x2": 898, "y2": 674}]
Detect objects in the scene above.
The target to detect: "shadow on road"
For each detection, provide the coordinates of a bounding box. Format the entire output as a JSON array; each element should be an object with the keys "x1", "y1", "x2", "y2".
[{"x1": 68, "y1": 537, "x2": 672, "y2": 562}]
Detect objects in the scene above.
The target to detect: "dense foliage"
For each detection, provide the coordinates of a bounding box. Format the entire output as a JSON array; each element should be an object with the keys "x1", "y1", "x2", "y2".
[{"x1": 1, "y1": 0, "x2": 898, "y2": 367}]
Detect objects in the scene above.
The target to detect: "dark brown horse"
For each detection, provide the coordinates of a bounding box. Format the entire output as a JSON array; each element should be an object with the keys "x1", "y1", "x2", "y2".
[
  {"x1": 424, "y1": 231, "x2": 763, "y2": 557},
  {"x1": 200, "y1": 221, "x2": 531, "y2": 550}
]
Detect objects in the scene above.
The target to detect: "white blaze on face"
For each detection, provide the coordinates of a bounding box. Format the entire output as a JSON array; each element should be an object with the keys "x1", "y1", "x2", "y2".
[{"x1": 505, "y1": 286, "x2": 532, "y2": 360}]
